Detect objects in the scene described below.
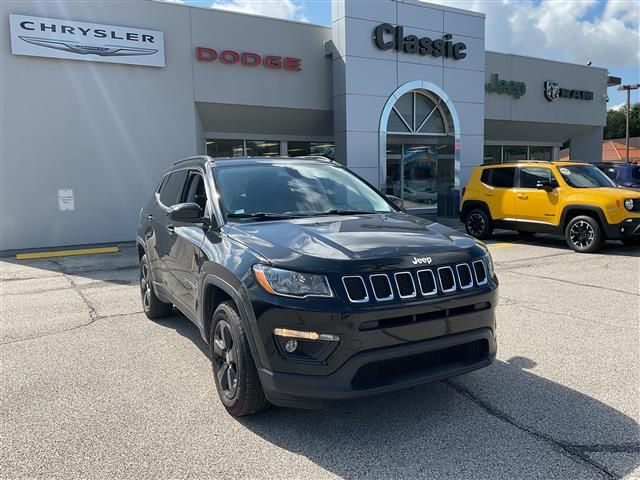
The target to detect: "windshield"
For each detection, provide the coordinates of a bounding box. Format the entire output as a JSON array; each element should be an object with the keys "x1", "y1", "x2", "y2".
[
  {"x1": 214, "y1": 162, "x2": 395, "y2": 219},
  {"x1": 558, "y1": 165, "x2": 617, "y2": 188}
]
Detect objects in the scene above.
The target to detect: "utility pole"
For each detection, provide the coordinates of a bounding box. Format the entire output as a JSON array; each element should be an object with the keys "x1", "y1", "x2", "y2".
[{"x1": 617, "y1": 84, "x2": 639, "y2": 163}]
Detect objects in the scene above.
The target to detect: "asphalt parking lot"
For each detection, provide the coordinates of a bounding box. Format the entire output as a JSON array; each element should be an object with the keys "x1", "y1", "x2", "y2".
[{"x1": 1, "y1": 234, "x2": 638, "y2": 479}]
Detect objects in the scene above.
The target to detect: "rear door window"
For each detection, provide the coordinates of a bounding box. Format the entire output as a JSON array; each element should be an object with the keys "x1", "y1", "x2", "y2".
[
  {"x1": 489, "y1": 168, "x2": 516, "y2": 188},
  {"x1": 158, "y1": 170, "x2": 188, "y2": 207},
  {"x1": 480, "y1": 169, "x2": 492, "y2": 185},
  {"x1": 632, "y1": 166, "x2": 640, "y2": 181}
]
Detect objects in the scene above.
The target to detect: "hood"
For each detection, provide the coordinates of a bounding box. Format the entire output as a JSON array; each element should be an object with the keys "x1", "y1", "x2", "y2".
[
  {"x1": 574, "y1": 187, "x2": 640, "y2": 199},
  {"x1": 225, "y1": 213, "x2": 486, "y2": 272}
]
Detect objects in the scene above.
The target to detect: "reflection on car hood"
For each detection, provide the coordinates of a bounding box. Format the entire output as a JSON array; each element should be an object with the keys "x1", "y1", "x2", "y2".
[{"x1": 226, "y1": 213, "x2": 486, "y2": 272}]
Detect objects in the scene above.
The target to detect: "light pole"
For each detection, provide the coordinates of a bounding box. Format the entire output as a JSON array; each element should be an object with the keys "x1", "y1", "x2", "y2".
[{"x1": 617, "y1": 84, "x2": 639, "y2": 163}]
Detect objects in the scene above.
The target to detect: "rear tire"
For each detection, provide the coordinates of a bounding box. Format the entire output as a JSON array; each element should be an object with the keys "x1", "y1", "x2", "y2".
[
  {"x1": 565, "y1": 216, "x2": 604, "y2": 253},
  {"x1": 210, "y1": 301, "x2": 270, "y2": 417},
  {"x1": 465, "y1": 208, "x2": 493, "y2": 240},
  {"x1": 140, "y1": 254, "x2": 173, "y2": 319}
]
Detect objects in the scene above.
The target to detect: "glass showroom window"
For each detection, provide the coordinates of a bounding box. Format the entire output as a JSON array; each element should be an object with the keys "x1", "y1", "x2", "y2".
[
  {"x1": 206, "y1": 139, "x2": 280, "y2": 157},
  {"x1": 384, "y1": 90, "x2": 455, "y2": 216},
  {"x1": 206, "y1": 139, "x2": 245, "y2": 158},
  {"x1": 482, "y1": 145, "x2": 554, "y2": 164},
  {"x1": 288, "y1": 142, "x2": 335, "y2": 160}
]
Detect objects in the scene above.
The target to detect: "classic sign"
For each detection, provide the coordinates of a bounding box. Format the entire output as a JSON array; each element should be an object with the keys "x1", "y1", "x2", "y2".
[
  {"x1": 373, "y1": 23, "x2": 467, "y2": 60},
  {"x1": 9, "y1": 14, "x2": 165, "y2": 67}
]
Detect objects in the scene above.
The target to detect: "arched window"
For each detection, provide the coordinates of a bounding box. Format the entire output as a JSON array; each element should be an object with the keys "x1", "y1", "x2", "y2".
[{"x1": 387, "y1": 91, "x2": 452, "y2": 136}]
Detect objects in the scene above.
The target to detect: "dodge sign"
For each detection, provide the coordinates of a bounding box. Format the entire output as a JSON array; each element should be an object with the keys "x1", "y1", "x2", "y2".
[{"x1": 9, "y1": 15, "x2": 165, "y2": 67}]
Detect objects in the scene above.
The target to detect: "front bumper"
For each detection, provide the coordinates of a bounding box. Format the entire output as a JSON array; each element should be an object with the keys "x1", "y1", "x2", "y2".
[
  {"x1": 603, "y1": 217, "x2": 640, "y2": 240},
  {"x1": 250, "y1": 283, "x2": 498, "y2": 408}
]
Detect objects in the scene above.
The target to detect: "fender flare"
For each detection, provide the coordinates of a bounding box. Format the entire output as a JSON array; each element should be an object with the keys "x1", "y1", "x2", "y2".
[
  {"x1": 201, "y1": 274, "x2": 268, "y2": 371},
  {"x1": 560, "y1": 205, "x2": 608, "y2": 231}
]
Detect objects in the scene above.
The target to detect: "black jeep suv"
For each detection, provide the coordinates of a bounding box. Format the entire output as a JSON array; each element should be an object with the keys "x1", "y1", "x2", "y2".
[{"x1": 137, "y1": 156, "x2": 498, "y2": 416}]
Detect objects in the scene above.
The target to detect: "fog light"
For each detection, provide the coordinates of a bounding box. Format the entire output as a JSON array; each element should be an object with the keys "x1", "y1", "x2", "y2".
[{"x1": 285, "y1": 339, "x2": 298, "y2": 353}]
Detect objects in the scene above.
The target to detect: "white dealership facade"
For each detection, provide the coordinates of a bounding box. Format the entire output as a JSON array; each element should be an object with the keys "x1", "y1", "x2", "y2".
[{"x1": 0, "y1": 0, "x2": 608, "y2": 251}]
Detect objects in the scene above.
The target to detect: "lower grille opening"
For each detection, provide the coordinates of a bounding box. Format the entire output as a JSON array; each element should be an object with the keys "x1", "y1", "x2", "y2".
[{"x1": 351, "y1": 339, "x2": 489, "y2": 389}]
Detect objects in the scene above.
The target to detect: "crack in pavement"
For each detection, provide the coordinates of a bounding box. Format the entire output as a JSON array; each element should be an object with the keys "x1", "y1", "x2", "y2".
[
  {"x1": 503, "y1": 271, "x2": 638, "y2": 297},
  {"x1": 445, "y1": 380, "x2": 617, "y2": 479},
  {"x1": 0, "y1": 311, "x2": 145, "y2": 346},
  {"x1": 3, "y1": 279, "x2": 135, "y2": 297},
  {"x1": 499, "y1": 296, "x2": 625, "y2": 329}
]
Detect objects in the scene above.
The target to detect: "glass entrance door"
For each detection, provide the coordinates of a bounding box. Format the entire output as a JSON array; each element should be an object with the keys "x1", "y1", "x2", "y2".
[{"x1": 384, "y1": 142, "x2": 455, "y2": 216}]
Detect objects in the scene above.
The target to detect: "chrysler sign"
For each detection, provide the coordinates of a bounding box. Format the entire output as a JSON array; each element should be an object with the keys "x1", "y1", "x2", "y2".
[{"x1": 9, "y1": 15, "x2": 165, "y2": 67}]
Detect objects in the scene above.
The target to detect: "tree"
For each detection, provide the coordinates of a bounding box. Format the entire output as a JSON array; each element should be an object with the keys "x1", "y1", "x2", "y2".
[{"x1": 604, "y1": 102, "x2": 640, "y2": 140}]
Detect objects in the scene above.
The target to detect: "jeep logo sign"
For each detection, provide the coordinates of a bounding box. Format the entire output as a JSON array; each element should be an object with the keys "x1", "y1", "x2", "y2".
[
  {"x1": 373, "y1": 23, "x2": 467, "y2": 60},
  {"x1": 411, "y1": 256, "x2": 433, "y2": 265},
  {"x1": 9, "y1": 14, "x2": 165, "y2": 67},
  {"x1": 485, "y1": 74, "x2": 526, "y2": 99}
]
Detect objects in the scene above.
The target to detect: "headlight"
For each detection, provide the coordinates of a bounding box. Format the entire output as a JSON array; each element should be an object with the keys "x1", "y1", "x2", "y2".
[
  {"x1": 624, "y1": 198, "x2": 635, "y2": 211},
  {"x1": 484, "y1": 250, "x2": 495, "y2": 279},
  {"x1": 253, "y1": 264, "x2": 333, "y2": 298}
]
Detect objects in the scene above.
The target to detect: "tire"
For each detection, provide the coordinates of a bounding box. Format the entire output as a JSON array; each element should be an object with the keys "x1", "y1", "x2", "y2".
[
  {"x1": 140, "y1": 254, "x2": 173, "y2": 319},
  {"x1": 210, "y1": 301, "x2": 270, "y2": 417},
  {"x1": 465, "y1": 208, "x2": 493, "y2": 240},
  {"x1": 564, "y1": 215, "x2": 604, "y2": 253}
]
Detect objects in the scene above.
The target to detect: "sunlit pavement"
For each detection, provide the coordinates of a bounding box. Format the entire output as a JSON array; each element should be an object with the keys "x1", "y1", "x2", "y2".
[{"x1": 1, "y1": 237, "x2": 638, "y2": 479}]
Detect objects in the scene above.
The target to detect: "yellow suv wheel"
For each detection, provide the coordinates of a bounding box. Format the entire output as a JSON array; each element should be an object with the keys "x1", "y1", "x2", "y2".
[
  {"x1": 565, "y1": 215, "x2": 604, "y2": 253},
  {"x1": 465, "y1": 208, "x2": 493, "y2": 240}
]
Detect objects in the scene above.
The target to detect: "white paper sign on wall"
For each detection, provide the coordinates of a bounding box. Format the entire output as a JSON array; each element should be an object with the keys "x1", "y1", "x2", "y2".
[
  {"x1": 9, "y1": 14, "x2": 165, "y2": 67},
  {"x1": 58, "y1": 189, "x2": 75, "y2": 211}
]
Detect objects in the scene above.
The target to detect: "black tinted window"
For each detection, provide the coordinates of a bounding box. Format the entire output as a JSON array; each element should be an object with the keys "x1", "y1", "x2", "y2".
[
  {"x1": 159, "y1": 170, "x2": 188, "y2": 207},
  {"x1": 183, "y1": 172, "x2": 207, "y2": 211},
  {"x1": 519, "y1": 167, "x2": 554, "y2": 188},
  {"x1": 632, "y1": 166, "x2": 640, "y2": 181},
  {"x1": 489, "y1": 168, "x2": 516, "y2": 188},
  {"x1": 480, "y1": 169, "x2": 491, "y2": 184}
]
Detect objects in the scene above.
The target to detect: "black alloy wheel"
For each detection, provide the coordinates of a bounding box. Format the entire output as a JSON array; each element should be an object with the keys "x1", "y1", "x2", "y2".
[
  {"x1": 565, "y1": 216, "x2": 604, "y2": 253},
  {"x1": 465, "y1": 209, "x2": 493, "y2": 240},
  {"x1": 213, "y1": 319, "x2": 239, "y2": 400}
]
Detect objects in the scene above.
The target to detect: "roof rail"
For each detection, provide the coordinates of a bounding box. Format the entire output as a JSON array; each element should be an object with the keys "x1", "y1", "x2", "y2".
[
  {"x1": 172, "y1": 155, "x2": 206, "y2": 165},
  {"x1": 483, "y1": 159, "x2": 552, "y2": 165}
]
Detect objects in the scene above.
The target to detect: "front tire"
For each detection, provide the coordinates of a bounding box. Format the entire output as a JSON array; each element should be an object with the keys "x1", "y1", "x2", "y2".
[
  {"x1": 565, "y1": 216, "x2": 604, "y2": 253},
  {"x1": 140, "y1": 254, "x2": 173, "y2": 319},
  {"x1": 465, "y1": 208, "x2": 493, "y2": 240},
  {"x1": 210, "y1": 301, "x2": 270, "y2": 417}
]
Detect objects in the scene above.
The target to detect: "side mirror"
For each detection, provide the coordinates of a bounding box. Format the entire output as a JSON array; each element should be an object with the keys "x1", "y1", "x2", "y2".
[
  {"x1": 167, "y1": 202, "x2": 208, "y2": 224},
  {"x1": 536, "y1": 180, "x2": 554, "y2": 191},
  {"x1": 386, "y1": 194, "x2": 405, "y2": 211}
]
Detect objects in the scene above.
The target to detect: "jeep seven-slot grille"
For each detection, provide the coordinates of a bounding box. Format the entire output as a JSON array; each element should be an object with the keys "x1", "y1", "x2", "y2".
[{"x1": 341, "y1": 260, "x2": 489, "y2": 304}]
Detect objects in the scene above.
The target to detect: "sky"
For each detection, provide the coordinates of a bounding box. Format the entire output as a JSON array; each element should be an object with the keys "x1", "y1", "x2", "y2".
[{"x1": 171, "y1": 0, "x2": 639, "y2": 108}]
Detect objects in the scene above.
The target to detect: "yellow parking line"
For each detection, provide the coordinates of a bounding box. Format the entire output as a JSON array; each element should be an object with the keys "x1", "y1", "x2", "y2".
[
  {"x1": 16, "y1": 246, "x2": 119, "y2": 260},
  {"x1": 488, "y1": 243, "x2": 517, "y2": 248}
]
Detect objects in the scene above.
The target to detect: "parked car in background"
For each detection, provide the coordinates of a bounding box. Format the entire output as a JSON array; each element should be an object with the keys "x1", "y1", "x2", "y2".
[
  {"x1": 137, "y1": 156, "x2": 498, "y2": 416},
  {"x1": 593, "y1": 162, "x2": 640, "y2": 191},
  {"x1": 460, "y1": 161, "x2": 640, "y2": 252}
]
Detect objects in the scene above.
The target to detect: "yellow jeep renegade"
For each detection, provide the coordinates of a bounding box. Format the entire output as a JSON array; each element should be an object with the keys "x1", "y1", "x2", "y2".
[{"x1": 460, "y1": 161, "x2": 640, "y2": 252}]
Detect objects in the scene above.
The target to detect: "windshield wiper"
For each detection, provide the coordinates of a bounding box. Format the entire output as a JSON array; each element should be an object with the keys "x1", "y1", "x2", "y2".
[
  {"x1": 226, "y1": 212, "x2": 297, "y2": 221},
  {"x1": 313, "y1": 209, "x2": 381, "y2": 216}
]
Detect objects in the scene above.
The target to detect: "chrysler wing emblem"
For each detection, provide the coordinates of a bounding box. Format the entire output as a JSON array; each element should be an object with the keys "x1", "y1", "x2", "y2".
[{"x1": 19, "y1": 36, "x2": 158, "y2": 57}]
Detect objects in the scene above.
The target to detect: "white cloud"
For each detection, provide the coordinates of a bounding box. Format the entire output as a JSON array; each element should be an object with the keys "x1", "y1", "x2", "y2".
[
  {"x1": 427, "y1": 0, "x2": 640, "y2": 68},
  {"x1": 609, "y1": 102, "x2": 626, "y2": 110},
  {"x1": 210, "y1": 0, "x2": 308, "y2": 22}
]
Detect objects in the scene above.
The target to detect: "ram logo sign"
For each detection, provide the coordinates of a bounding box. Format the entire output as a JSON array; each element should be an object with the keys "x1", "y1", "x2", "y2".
[{"x1": 9, "y1": 15, "x2": 165, "y2": 67}]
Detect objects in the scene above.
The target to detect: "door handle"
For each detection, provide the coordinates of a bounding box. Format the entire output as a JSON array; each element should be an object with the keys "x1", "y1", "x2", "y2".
[
  {"x1": 517, "y1": 194, "x2": 528, "y2": 199},
  {"x1": 146, "y1": 214, "x2": 153, "y2": 222},
  {"x1": 166, "y1": 224, "x2": 175, "y2": 234}
]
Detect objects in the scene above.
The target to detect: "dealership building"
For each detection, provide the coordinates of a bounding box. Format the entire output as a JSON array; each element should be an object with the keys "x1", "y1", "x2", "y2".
[{"x1": 0, "y1": 0, "x2": 609, "y2": 252}]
